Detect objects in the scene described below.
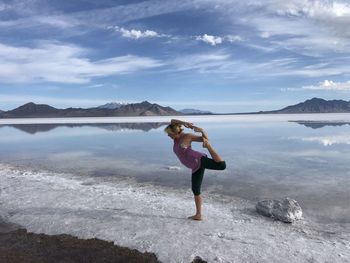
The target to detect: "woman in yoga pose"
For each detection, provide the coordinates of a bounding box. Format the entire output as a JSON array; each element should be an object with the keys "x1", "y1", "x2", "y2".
[{"x1": 164, "y1": 119, "x2": 226, "y2": 221}]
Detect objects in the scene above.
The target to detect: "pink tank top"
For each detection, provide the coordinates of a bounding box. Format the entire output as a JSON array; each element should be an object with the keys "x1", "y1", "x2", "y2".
[{"x1": 173, "y1": 135, "x2": 206, "y2": 173}]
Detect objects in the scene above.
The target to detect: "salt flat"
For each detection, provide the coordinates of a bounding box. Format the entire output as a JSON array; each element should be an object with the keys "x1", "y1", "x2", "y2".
[
  {"x1": 1, "y1": 113, "x2": 350, "y2": 125},
  {"x1": 1, "y1": 164, "x2": 349, "y2": 263}
]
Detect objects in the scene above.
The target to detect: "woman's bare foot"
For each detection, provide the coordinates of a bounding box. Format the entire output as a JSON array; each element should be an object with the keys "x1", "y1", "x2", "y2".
[
  {"x1": 202, "y1": 138, "x2": 210, "y2": 148},
  {"x1": 187, "y1": 214, "x2": 203, "y2": 221}
]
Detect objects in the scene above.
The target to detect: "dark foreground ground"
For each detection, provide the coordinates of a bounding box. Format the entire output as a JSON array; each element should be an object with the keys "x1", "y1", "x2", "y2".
[
  {"x1": 0, "y1": 218, "x2": 161, "y2": 263},
  {"x1": 0, "y1": 218, "x2": 206, "y2": 263}
]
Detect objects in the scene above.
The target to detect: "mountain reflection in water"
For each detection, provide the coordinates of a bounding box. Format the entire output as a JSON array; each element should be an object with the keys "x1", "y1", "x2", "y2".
[
  {"x1": 290, "y1": 121, "x2": 350, "y2": 129},
  {"x1": 0, "y1": 122, "x2": 168, "y2": 134}
]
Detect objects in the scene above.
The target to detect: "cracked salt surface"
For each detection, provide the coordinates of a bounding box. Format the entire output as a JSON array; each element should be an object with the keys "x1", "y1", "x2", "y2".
[{"x1": 1, "y1": 164, "x2": 349, "y2": 263}]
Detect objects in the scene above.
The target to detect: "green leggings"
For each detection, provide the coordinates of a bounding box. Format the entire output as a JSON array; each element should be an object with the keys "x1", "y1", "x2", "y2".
[{"x1": 191, "y1": 156, "x2": 226, "y2": 196}]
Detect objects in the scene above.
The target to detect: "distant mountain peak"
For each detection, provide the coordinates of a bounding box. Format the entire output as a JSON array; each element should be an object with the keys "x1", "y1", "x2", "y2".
[
  {"x1": 306, "y1": 97, "x2": 325, "y2": 102},
  {"x1": 4, "y1": 102, "x2": 59, "y2": 117},
  {"x1": 17, "y1": 102, "x2": 46, "y2": 106},
  {"x1": 97, "y1": 102, "x2": 127, "y2": 109},
  {"x1": 15, "y1": 102, "x2": 58, "y2": 110},
  {"x1": 17, "y1": 102, "x2": 39, "y2": 109},
  {"x1": 140, "y1": 100, "x2": 152, "y2": 106},
  {"x1": 269, "y1": 98, "x2": 350, "y2": 113}
]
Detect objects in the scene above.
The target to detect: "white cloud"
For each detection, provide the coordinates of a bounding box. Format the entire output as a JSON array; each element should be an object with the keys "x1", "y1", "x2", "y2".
[
  {"x1": 34, "y1": 15, "x2": 79, "y2": 29},
  {"x1": 302, "y1": 80, "x2": 350, "y2": 90},
  {"x1": 280, "y1": 87, "x2": 300, "y2": 92},
  {"x1": 2, "y1": 0, "x2": 350, "y2": 83},
  {"x1": 114, "y1": 27, "x2": 242, "y2": 45},
  {"x1": 85, "y1": 83, "x2": 120, "y2": 89},
  {"x1": 115, "y1": 27, "x2": 161, "y2": 39},
  {"x1": 264, "y1": 57, "x2": 350, "y2": 78},
  {"x1": 171, "y1": 51, "x2": 233, "y2": 73},
  {"x1": 260, "y1": 32, "x2": 270, "y2": 39},
  {"x1": 87, "y1": 84, "x2": 105, "y2": 88},
  {"x1": 225, "y1": 35, "x2": 243, "y2": 43},
  {"x1": 332, "y1": 2, "x2": 350, "y2": 17},
  {"x1": 0, "y1": 42, "x2": 163, "y2": 84},
  {"x1": 71, "y1": 0, "x2": 197, "y2": 25},
  {"x1": 196, "y1": 34, "x2": 223, "y2": 46},
  {"x1": 236, "y1": 1, "x2": 350, "y2": 56},
  {"x1": 245, "y1": 43, "x2": 276, "y2": 52},
  {"x1": 168, "y1": 48, "x2": 350, "y2": 80},
  {"x1": 270, "y1": 1, "x2": 350, "y2": 19},
  {"x1": 169, "y1": 51, "x2": 298, "y2": 77}
]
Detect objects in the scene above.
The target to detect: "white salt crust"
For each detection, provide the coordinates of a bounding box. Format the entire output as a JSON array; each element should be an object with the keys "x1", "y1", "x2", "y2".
[{"x1": 1, "y1": 164, "x2": 349, "y2": 263}]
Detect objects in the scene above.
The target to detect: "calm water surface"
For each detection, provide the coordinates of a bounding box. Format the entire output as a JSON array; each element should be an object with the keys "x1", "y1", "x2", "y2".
[{"x1": 0, "y1": 116, "x2": 350, "y2": 225}]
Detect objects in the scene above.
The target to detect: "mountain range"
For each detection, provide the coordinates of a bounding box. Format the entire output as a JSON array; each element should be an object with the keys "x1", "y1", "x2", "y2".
[
  {"x1": 261, "y1": 98, "x2": 350, "y2": 114},
  {"x1": 0, "y1": 101, "x2": 180, "y2": 118},
  {"x1": 178, "y1": 109, "x2": 213, "y2": 115},
  {"x1": 1, "y1": 98, "x2": 350, "y2": 118}
]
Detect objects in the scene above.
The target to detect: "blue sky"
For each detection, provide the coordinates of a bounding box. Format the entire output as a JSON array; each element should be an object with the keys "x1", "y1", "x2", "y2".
[{"x1": 1, "y1": 0, "x2": 350, "y2": 113}]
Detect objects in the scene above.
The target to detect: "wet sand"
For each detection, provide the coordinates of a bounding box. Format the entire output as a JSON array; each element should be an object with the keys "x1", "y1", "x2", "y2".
[{"x1": 0, "y1": 218, "x2": 161, "y2": 263}]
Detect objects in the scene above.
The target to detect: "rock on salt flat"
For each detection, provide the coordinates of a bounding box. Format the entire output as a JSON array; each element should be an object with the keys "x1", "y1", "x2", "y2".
[
  {"x1": 256, "y1": 198, "x2": 303, "y2": 223},
  {"x1": 0, "y1": 164, "x2": 349, "y2": 263}
]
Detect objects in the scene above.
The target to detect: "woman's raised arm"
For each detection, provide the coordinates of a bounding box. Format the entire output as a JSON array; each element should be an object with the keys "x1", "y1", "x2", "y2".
[{"x1": 171, "y1": 119, "x2": 194, "y2": 128}]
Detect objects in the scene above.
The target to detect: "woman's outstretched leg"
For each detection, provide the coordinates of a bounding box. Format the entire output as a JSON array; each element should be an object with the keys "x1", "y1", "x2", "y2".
[{"x1": 203, "y1": 138, "x2": 224, "y2": 162}]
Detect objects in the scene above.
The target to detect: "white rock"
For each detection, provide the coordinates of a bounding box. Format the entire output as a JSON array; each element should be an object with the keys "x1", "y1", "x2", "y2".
[
  {"x1": 256, "y1": 198, "x2": 302, "y2": 223},
  {"x1": 256, "y1": 199, "x2": 275, "y2": 217}
]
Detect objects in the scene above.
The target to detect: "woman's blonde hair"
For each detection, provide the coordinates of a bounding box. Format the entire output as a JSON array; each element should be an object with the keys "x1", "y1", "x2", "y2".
[{"x1": 164, "y1": 123, "x2": 183, "y2": 135}]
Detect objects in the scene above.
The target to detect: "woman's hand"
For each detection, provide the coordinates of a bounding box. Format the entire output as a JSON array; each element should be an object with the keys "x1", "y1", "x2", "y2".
[
  {"x1": 193, "y1": 126, "x2": 203, "y2": 132},
  {"x1": 184, "y1": 122, "x2": 194, "y2": 129},
  {"x1": 193, "y1": 126, "x2": 208, "y2": 140}
]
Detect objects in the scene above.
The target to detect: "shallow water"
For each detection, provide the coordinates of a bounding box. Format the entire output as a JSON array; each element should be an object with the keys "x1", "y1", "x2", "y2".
[{"x1": 0, "y1": 114, "x2": 350, "y2": 226}]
